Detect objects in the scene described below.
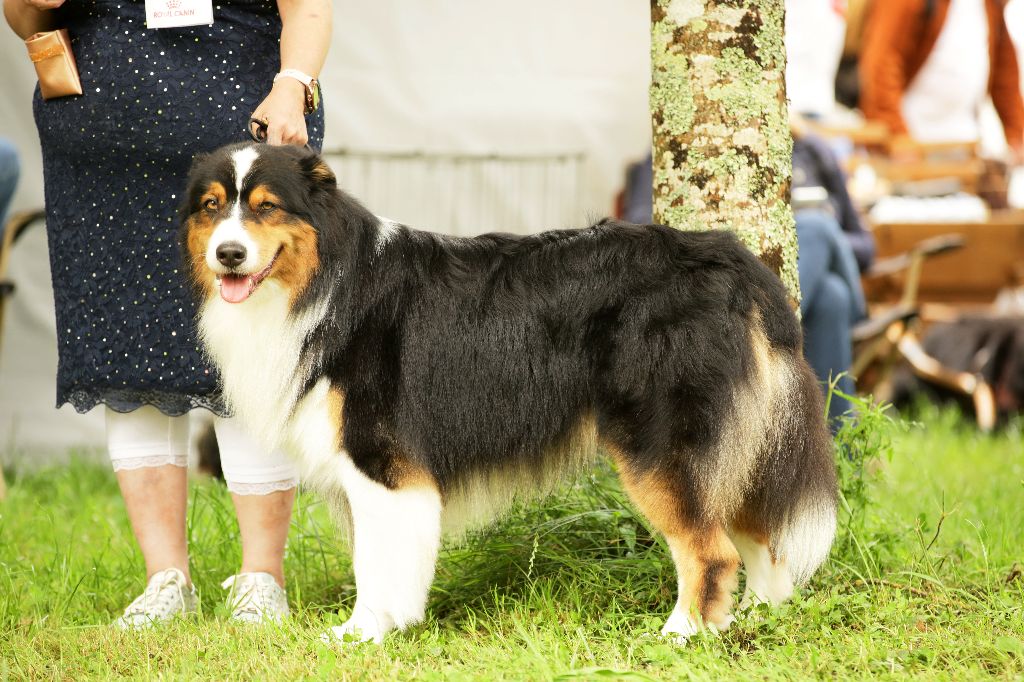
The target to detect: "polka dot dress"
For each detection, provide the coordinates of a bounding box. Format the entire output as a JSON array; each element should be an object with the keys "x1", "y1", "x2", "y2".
[{"x1": 32, "y1": 0, "x2": 324, "y2": 416}]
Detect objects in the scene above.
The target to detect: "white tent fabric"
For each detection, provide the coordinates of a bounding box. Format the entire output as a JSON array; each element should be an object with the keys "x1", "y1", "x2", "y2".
[{"x1": 0, "y1": 2, "x2": 651, "y2": 455}]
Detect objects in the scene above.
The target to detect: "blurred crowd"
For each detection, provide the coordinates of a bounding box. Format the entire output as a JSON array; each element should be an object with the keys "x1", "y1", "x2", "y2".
[
  {"x1": 798, "y1": 0, "x2": 1022, "y2": 157},
  {"x1": 626, "y1": 0, "x2": 1024, "y2": 426},
  {"x1": 792, "y1": 0, "x2": 1024, "y2": 423}
]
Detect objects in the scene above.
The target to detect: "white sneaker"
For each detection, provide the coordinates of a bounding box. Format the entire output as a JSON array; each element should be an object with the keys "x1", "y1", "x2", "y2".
[
  {"x1": 113, "y1": 567, "x2": 199, "y2": 629},
  {"x1": 222, "y1": 572, "x2": 290, "y2": 624}
]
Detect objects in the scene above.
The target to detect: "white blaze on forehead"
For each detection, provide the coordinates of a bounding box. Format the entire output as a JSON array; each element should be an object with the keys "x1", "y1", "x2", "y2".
[
  {"x1": 231, "y1": 146, "x2": 260, "y2": 194},
  {"x1": 204, "y1": 147, "x2": 263, "y2": 274}
]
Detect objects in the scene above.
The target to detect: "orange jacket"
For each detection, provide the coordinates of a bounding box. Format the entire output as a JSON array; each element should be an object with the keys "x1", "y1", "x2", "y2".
[{"x1": 859, "y1": 0, "x2": 1024, "y2": 149}]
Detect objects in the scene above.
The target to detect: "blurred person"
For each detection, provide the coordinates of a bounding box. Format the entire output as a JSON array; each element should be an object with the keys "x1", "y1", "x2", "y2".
[
  {"x1": 793, "y1": 210, "x2": 865, "y2": 426},
  {"x1": 791, "y1": 117, "x2": 874, "y2": 426},
  {"x1": 620, "y1": 156, "x2": 653, "y2": 225},
  {"x1": 786, "y1": 0, "x2": 848, "y2": 118},
  {"x1": 835, "y1": 0, "x2": 873, "y2": 109},
  {"x1": 859, "y1": 0, "x2": 1024, "y2": 159},
  {"x1": 0, "y1": 139, "x2": 16, "y2": 227},
  {"x1": 1007, "y1": 0, "x2": 1024, "y2": 205},
  {"x1": 4, "y1": 0, "x2": 329, "y2": 628},
  {"x1": 1009, "y1": 0, "x2": 1024, "y2": 95},
  {"x1": 791, "y1": 118, "x2": 875, "y2": 273}
]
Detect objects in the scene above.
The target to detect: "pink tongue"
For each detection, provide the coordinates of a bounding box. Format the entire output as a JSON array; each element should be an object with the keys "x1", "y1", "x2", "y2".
[{"x1": 220, "y1": 275, "x2": 254, "y2": 303}]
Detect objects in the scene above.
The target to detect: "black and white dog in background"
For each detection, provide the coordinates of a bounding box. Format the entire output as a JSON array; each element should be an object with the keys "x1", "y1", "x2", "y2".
[{"x1": 180, "y1": 143, "x2": 837, "y2": 644}]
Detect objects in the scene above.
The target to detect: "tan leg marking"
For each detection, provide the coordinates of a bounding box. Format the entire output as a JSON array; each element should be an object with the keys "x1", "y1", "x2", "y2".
[
  {"x1": 325, "y1": 384, "x2": 437, "y2": 494},
  {"x1": 611, "y1": 451, "x2": 740, "y2": 634},
  {"x1": 325, "y1": 386, "x2": 345, "y2": 452}
]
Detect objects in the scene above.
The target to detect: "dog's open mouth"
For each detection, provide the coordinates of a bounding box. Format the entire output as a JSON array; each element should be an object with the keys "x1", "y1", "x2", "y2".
[{"x1": 217, "y1": 247, "x2": 282, "y2": 304}]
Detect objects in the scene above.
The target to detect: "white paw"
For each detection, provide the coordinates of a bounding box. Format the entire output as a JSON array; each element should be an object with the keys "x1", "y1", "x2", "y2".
[
  {"x1": 319, "y1": 605, "x2": 390, "y2": 645},
  {"x1": 320, "y1": 622, "x2": 381, "y2": 645},
  {"x1": 660, "y1": 610, "x2": 699, "y2": 645},
  {"x1": 710, "y1": 614, "x2": 735, "y2": 632}
]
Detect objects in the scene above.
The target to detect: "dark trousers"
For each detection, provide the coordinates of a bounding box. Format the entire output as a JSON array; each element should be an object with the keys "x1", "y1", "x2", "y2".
[
  {"x1": 796, "y1": 210, "x2": 865, "y2": 427},
  {"x1": 0, "y1": 140, "x2": 18, "y2": 228}
]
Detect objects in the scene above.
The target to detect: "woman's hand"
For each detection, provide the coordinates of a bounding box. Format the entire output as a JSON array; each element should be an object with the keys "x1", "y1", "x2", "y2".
[
  {"x1": 22, "y1": 0, "x2": 64, "y2": 8},
  {"x1": 1010, "y1": 144, "x2": 1024, "y2": 168},
  {"x1": 250, "y1": 79, "x2": 308, "y2": 147},
  {"x1": 3, "y1": 0, "x2": 62, "y2": 37}
]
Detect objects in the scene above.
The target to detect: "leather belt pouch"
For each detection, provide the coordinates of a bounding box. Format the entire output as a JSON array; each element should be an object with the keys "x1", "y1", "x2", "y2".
[{"x1": 26, "y1": 29, "x2": 83, "y2": 100}]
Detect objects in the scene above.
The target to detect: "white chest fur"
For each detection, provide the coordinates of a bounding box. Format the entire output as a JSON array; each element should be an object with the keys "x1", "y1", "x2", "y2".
[
  {"x1": 286, "y1": 377, "x2": 349, "y2": 488},
  {"x1": 198, "y1": 283, "x2": 326, "y2": 451}
]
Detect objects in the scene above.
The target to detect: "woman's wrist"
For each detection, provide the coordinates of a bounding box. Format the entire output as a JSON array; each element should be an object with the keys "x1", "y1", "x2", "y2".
[
  {"x1": 271, "y1": 76, "x2": 305, "y2": 98},
  {"x1": 3, "y1": 0, "x2": 59, "y2": 40},
  {"x1": 269, "y1": 77, "x2": 307, "y2": 114},
  {"x1": 252, "y1": 78, "x2": 310, "y2": 146},
  {"x1": 274, "y1": 70, "x2": 320, "y2": 113}
]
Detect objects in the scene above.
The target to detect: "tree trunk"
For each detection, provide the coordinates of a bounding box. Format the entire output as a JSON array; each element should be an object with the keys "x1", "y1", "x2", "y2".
[{"x1": 650, "y1": 0, "x2": 799, "y2": 301}]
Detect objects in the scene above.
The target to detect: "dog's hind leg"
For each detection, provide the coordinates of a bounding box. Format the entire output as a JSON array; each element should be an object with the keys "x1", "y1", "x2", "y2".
[
  {"x1": 613, "y1": 460, "x2": 740, "y2": 643},
  {"x1": 729, "y1": 529, "x2": 793, "y2": 610},
  {"x1": 660, "y1": 524, "x2": 741, "y2": 641},
  {"x1": 323, "y1": 455, "x2": 442, "y2": 644}
]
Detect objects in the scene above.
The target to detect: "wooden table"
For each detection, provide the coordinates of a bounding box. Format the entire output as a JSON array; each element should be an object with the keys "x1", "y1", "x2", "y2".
[{"x1": 866, "y1": 210, "x2": 1024, "y2": 305}]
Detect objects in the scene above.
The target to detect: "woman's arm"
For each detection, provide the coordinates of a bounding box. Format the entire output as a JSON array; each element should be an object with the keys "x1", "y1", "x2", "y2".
[
  {"x1": 252, "y1": 0, "x2": 332, "y2": 146},
  {"x1": 989, "y1": 10, "x2": 1024, "y2": 161},
  {"x1": 3, "y1": 0, "x2": 62, "y2": 40},
  {"x1": 858, "y1": 0, "x2": 920, "y2": 138}
]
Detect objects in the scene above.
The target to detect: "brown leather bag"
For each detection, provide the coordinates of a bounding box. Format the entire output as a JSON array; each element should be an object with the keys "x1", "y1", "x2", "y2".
[{"x1": 26, "y1": 29, "x2": 83, "y2": 100}]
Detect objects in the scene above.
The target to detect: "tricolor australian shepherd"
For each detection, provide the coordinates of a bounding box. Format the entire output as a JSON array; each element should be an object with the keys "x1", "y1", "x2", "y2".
[{"x1": 180, "y1": 143, "x2": 837, "y2": 644}]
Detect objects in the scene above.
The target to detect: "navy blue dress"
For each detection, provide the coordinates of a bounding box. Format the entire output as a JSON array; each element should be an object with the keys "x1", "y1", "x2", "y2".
[{"x1": 33, "y1": 0, "x2": 324, "y2": 416}]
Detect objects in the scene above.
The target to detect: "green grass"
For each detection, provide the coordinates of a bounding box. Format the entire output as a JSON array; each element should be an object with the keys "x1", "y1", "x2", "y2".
[{"x1": 1, "y1": 407, "x2": 1022, "y2": 680}]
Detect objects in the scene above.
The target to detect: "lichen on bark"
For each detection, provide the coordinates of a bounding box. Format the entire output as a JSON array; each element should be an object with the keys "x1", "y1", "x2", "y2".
[{"x1": 650, "y1": 0, "x2": 800, "y2": 302}]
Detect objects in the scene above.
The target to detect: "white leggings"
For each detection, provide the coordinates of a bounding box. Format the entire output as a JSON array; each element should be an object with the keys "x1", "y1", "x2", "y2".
[{"x1": 106, "y1": 406, "x2": 299, "y2": 496}]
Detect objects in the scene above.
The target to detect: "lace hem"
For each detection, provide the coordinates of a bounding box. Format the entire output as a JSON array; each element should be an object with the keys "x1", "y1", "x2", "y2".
[
  {"x1": 112, "y1": 454, "x2": 189, "y2": 471},
  {"x1": 59, "y1": 388, "x2": 229, "y2": 418},
  {"x1": 226, "y1": 479, "x2": 299, "y2": 496}
]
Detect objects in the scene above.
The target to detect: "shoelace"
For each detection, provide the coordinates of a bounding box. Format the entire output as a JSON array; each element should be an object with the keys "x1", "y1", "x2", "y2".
[
  {"x1": 123, "y1": 574, "x2": 187, "y2": 620},
  {"x1": 222, "y1": 576, "x2": 279, "y2": 618}
]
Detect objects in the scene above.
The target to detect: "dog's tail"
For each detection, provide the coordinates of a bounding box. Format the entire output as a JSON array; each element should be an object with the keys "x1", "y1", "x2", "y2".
[
  {"x1": 769, "y1": 360, "x2": 838, "y2": 585},
  {"x1": 774, "y1": 489, "x2": 837, "y2": 585}
]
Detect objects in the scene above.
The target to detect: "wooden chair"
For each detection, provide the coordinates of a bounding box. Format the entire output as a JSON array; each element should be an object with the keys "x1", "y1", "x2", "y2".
[
  {"x1": 851, "y1": 233, "x2": 998, "y2": 430},
  {"x1": 867, "y1": 212, "x2": 1024, "y2": 305},
  {"x1": 0, "y1": 208, "x2": 46, "y2": 499},
  {"x1": 0, "y1": 209, "x2": 44, "y2": 338}
]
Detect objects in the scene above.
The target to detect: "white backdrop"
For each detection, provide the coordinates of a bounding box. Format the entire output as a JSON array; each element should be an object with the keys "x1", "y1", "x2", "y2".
[{"x1": 0, "y1": 1, "x2": 652, "y2": 456}]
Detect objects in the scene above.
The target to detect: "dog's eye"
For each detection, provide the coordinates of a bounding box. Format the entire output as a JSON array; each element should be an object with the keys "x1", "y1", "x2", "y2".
[
  {"x1": 203, "y1": 198, "x2": 218, "y2": 211},
  {"x1": 259, "y1": 201, "x2": 277, "y2": 213}
]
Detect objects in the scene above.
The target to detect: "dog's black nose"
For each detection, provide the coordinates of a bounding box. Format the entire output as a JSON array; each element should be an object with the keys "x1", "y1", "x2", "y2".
[{"x1": 216, "y1": 242, "x2": 247, "y2": 268}]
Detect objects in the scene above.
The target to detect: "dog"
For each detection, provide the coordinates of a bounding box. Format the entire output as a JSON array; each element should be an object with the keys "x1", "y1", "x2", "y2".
[
  {"x1": 180, "y1": 142, "x2": 837, "y2": 644},
  {"x1": 891, "y1": 315, "x2": 1024, "y2": 420}
]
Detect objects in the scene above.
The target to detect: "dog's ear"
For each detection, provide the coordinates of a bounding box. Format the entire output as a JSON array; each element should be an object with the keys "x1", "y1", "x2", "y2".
[
  {"x1": 180, "y1": 152, "x2": 213, "y2": 213},
  {"x1": 188, "y1": 151, "x2": 211, "y2": 178},
  {"x1": 180, "y1": 153, "x2": 213, "y2": 219},
  {"x1": 299, "y1": 151, "x2": 337, "y2": 189}
]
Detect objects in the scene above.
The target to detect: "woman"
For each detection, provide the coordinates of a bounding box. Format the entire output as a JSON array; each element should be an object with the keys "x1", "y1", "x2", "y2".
[
  {"x1": 791, "y1": 120, "x2": 874, "y2": 427},
  {"x1": 4, "y1": 0, "x2": 331, "y2": 626},
  {"x1": 859, "y1": 0, "x2": 1023, "y2": 160}
]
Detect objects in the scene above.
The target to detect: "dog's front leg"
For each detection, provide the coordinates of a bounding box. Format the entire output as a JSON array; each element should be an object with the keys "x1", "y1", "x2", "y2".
[{"x1": 323, "y1": 455, "x2": 442, "y2": 644}]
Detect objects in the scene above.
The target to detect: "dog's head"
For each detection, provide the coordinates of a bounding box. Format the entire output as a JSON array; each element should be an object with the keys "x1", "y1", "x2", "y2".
[{"x1": 180, "y1": 143, "x2": 338, "y2": 305}]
